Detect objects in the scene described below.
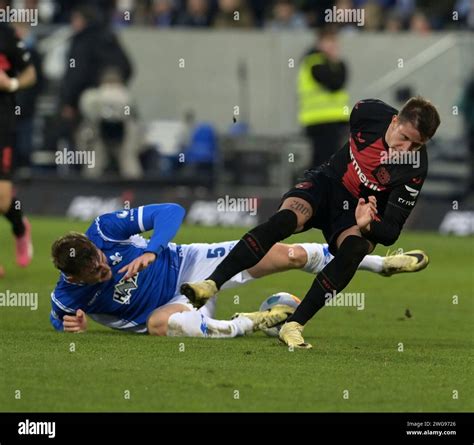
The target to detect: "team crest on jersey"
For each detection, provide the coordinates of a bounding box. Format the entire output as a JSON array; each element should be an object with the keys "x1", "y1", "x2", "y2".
[
  {"x1": 116, "y1": 210, "x2": 129, "y2": 219},
  {"x1": 374, "y1": 166, "x2": 391, "y2": 185},
  {"x1": 295, "y1": 181, "x2": 313, "y2": 190},
  {"x1": 113, "y1": 274, "x2": 139, "y2": 304},
  {"x1": 110, "y1": 252, "x2": 123, "y2": 265}
]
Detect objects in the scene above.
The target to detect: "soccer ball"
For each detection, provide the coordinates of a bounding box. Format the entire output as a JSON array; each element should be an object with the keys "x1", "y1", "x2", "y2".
[{"x1": 259, "y1": 292, "x2": 301, "y2": 337}]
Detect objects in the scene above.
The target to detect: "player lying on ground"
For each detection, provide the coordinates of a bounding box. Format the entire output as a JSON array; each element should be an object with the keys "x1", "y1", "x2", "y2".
[
  {"x1": 50, "y1": 203, "x2": 428, "y2": 337},
  {"x1": 180, "y1": 97, "x2": 440, "y2": 348}
]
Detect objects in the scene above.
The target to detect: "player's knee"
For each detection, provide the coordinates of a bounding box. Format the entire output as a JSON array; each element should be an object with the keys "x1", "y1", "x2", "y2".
[
  {"x1": 339, "y1": 235, "x2": 371, "y2": 264},
  {"x1": 279, "y1": 198, "x2": 313, "y2": 232},
  {"x1": 147, "y1": 314, "x2": 168, "y2": 336},
  {"x1": 287, "y1": 245, "x2": 307, "y2": 268},
  {"x1": 147, "y1": 322, "x2": 167, "y2": 336}
]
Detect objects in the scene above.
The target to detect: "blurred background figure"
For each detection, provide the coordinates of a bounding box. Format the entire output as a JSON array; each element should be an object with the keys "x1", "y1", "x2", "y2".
[
  {"x1": 175, "y1": 0, "x2": 212, "y2": 27},
  {"x1": 266, "y1": 0, "x2": 307, "y2": 30},
  {"x1": 384, "y1": 11, "x2": 404, "y2": 32},
  {"x1": 13, "y1": 22, "x2": 43, "y2": 172},
  {"x1": 297, "y1": 26, "x2": 349, "y2": 169},
  {"x1": 78, "y1": 68, "x2": 142, "y2": 179},
  {"x1": 460, "y1": 74, "x2": 474, "y2": 192},
  {"x1": 150, "y1": 0, "x2": 178, "y2": 27},
  {"x1": 409, "y1": 9, "x2": 432, "y2": 34},
  {"x1": 213, "y1": 0, "x2": 255, "y2": 28},
  {"x1": 58, "y1": 4, "x2": 133, "y2": 169}
]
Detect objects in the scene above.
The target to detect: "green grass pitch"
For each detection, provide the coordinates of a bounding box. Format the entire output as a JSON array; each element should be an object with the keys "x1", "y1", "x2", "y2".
[{"x1": 0, "y1": 217, "x2": 473, "y2": 412}]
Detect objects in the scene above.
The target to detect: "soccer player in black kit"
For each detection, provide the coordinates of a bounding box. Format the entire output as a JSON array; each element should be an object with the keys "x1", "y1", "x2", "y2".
[
  {"x1": 0, "y1": 23, "x2": 36, "y2": 273},
  {"x1": 181, "y1": 97, "x2": 441, "y2": 348}
]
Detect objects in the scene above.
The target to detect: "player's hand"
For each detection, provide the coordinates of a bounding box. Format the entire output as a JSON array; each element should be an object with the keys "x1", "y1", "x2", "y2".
[
  {"x1": 355, "y1": 196, "x2": 377, "y2": 232},
  {"x1": 63, "y1": 309, "x2": 87, "y2": 333},
  {"x1": 0, "y1": 70, "x2": 13, "y2": 91},
  {"x1": 118, "y1": 252, "x2": 157, "y2": 280}
]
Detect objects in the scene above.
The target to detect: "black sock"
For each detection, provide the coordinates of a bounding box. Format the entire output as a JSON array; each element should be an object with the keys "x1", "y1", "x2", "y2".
[
  {"x1": 4, "y1": 197, "x2": 25, "y2": 237},
  {"x1": 288, "y1": 235, "x2": 370, "y2": 325},
  {"x1": 208, "y1": 209, "x2": 298, "y2": 288}
]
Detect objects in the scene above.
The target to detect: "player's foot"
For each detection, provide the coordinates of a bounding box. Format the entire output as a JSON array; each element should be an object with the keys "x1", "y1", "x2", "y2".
[
  {"x1": 381, "y1": 250, "x2": 429, "y2": 277},
  {"x1": 15, "y1": 217, "x2": 33, "y2": 268},
  {"x1": 279, "y1": 321, "x2": 312, "y2": 349},
  {"x1": 180, "y1": 280, "x2": 218, "y2": 308},
  {"x1": 232, "y1": 304, "x2": 295, "y2": 331}
]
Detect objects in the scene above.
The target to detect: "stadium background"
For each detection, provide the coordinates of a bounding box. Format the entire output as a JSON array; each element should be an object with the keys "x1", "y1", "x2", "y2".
[{"x1": 0, "y1": 0, "x2": 473, "y2": 414}]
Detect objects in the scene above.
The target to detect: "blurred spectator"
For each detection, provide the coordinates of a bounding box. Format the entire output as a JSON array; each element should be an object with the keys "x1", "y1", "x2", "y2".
[
  {"x1": 362, "y1": 0, "x2": 384, "y2": 30},
  {"x1": 78, "y1": 68, "x2": 142, "y2": 179},
  {"x1": 409, "y1": 9, "x2": 432, "y2": 34},
  {"x1": 298, "y1": 0, "x2": 334, "y2": 28},
  {"x1": 13, "y1": 23, "x2": 43, "y2": 170},
  {"x1": 297, "y1": 27, "x2": 349, "y2": 168},
  {"x1": 213, "y1": 0, "x2": 255, "y2": 28},
  {"x1": 266, "y1": 0, "x2": 307, "y2": 30},
  {"x1": 112, "y1": 0, "x2": 138, "y2": 27},
  {"x1": 175, "y1": 0, "x2": 212, "y2": 27},
  {"x1": 385, "y1": 11, "x2": 404, "y2": 31},
  {"x1": 53, "y1": 0, "x2": 116, "y2": 24},
  {"x1": 150, "y1": 0, "x2": 178, "y2": 27},
  {"x1": 58, "y1": 4, "x2": 133, "y2": 155}
]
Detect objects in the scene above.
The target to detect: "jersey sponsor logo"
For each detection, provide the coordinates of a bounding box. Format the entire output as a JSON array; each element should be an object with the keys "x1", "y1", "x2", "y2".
[
  {"x1": 295, "y1": 181, "x2": 313, "y2": 190},
  {"x1": 349, "y1": 146, "x2": 382, "y2": 192},
  {"x1": 113, "y1": 274, "x2": 139, "y2": 304},
  {"x1": 116, "y1": 210, "x2": 129, "y2": 219},
  {"x1": 374, "y1": 166, "x2": 391, "y2": 185},
  {"x1": 398, "y1": 197, "x2": 416, "y2": 206},
  {"x1": 404, "y1": 185, "x2": 419, "y2": 198}
]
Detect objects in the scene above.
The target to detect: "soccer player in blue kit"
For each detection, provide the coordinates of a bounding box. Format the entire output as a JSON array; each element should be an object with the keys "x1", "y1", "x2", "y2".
[{"x1": 50, "y1": 203, "x2": 429, "y2": 338}]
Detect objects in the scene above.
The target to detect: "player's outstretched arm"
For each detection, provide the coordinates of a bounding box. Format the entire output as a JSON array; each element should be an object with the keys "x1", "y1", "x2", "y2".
[{"x1": 96, "y1": 204, "x2": 185, "y2": 258}]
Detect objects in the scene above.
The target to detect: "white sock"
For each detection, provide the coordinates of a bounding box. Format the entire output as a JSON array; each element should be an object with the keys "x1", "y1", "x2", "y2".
[
  {"x1": 167, "y1": 310, "x2": 253, "y2": 338},
  {"x1": 358, "y1": 255, "x2": 383, "y2": 273},
  {"x1": 199, "y1": 295, "x2": 217, "y2": 318},
  {"x1": 297, "y1": 243, "x2": 331, "y2": 274}
]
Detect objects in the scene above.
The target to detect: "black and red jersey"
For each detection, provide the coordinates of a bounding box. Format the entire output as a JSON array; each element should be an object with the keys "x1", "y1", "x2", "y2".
[
  {"x1": 0, "y1": 23, "x2": 32, "y2": 109},
  {"x1": 320, "y1": 99, "x2": 429, "y2": 245}
]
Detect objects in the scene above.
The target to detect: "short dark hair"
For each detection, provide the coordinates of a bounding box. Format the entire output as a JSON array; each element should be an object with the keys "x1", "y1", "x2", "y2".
[
  {"x1": 51, "y1": 232, "x2": 98, "y2": 275},
  {"x1": 398, "y1": 96, "x2": 441, "y2": 140}
]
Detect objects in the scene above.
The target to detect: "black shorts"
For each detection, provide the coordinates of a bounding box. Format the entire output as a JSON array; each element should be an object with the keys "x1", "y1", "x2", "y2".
[
  {"x1": 280, "y1": 169, "x2": 359, "y2": 255},
  {"x1": 0, "y1": 108, "x2": 15, "y2": 180}
]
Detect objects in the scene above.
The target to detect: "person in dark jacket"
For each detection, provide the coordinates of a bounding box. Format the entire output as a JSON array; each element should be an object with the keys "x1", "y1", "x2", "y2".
[{"x1": 58, "y1": 5, "x2": 133, "y2": 156}]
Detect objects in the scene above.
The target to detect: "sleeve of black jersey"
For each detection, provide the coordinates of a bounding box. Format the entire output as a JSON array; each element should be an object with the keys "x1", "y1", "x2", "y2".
[
  {"x1": 363, "y1": 175, "x2": 425, "y2": 246},
  {"x1": 7, "y1": 26, "x2": 32, "y2": 73}
]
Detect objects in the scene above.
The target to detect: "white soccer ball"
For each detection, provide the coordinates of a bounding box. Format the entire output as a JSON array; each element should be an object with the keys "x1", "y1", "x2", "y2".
[{"x1": 259, "y1": 292, "x2": 301, "y2": 337}]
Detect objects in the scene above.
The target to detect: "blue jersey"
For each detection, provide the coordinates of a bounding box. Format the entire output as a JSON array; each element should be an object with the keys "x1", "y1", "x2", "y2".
[{"x1": 50, "y1": 204, "x2": 185, "y2": 333}]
